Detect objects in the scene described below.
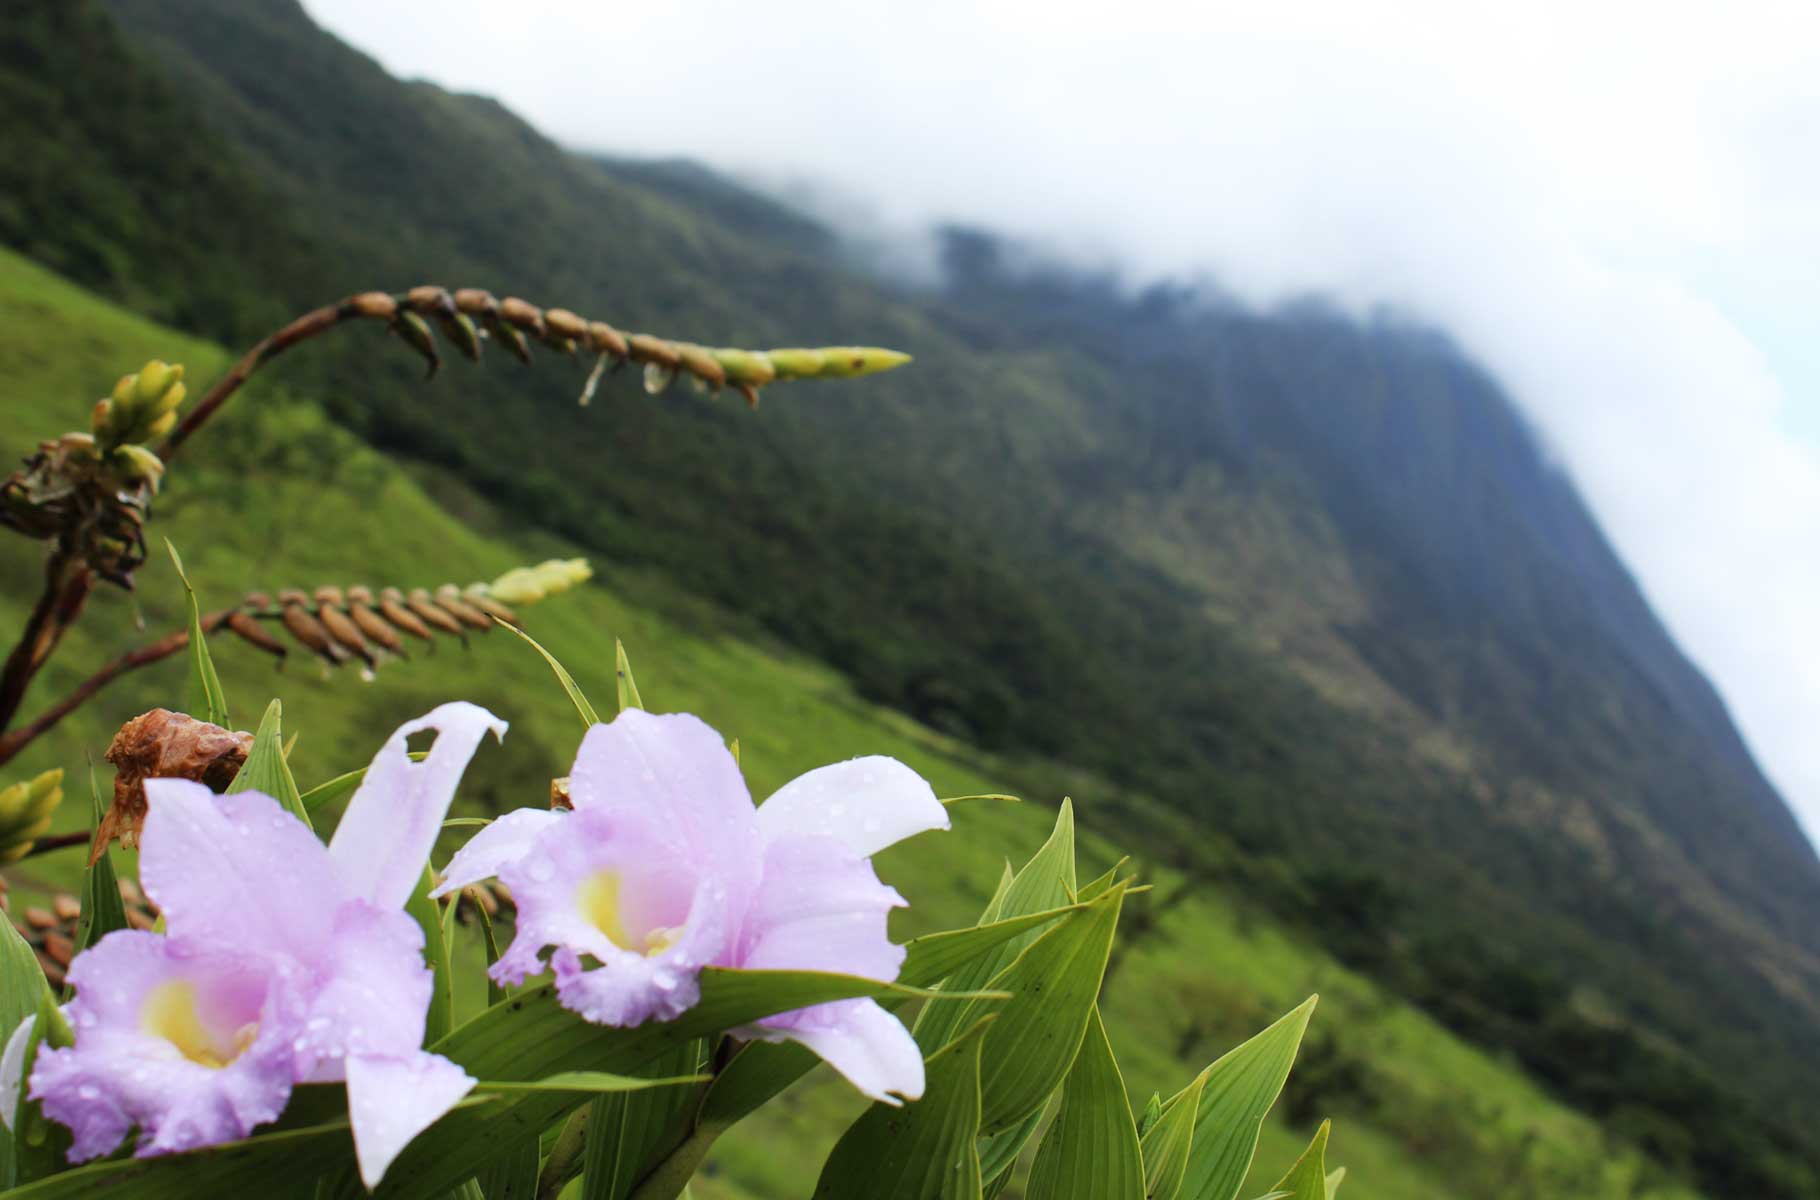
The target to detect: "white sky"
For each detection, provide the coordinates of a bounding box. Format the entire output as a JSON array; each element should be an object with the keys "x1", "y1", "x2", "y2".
[{"x1": 302, "y1": 0, "x2": 1820, "y2": 842}]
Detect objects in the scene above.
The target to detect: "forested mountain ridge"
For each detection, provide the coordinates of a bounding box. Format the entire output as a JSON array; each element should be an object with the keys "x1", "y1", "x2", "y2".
[{"x1": 2, "y1": 0, "x2": 1816, "y2": 1191}]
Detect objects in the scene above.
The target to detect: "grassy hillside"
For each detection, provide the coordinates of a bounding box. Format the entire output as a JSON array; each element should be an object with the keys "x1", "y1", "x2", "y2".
[
  {"x1": 4, "y1": 1, "x2": 1817, "y2": 1191},
  {"x1": 0, "y1": 253, "x2": 1695, "y2": 1200}
]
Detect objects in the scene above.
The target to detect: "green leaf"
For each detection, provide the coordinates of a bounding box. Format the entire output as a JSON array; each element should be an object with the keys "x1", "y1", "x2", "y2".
[
  {"x1": 1140, "y1": 1075, "x2": 1204, "y2": 1200},
  {"x1": 1323, "y1": 1167, "x2": 1346, "y2": 1199},
  {"x1": 71, "y1": 771, "x2": 127, "y2": 962},
  {"x1": 474, "y1": 1071, "x2": 709, "y2": 1096},
  {"x1": 0, "y1": 914, "x2": 51, "y2": 1187},
  {"x1": 1138, "y1": 1093, "x2": 1163, "y2": 1138},
  {"x1": 1075, "y1": 858, "x2": 1130, "y2": 903},
  {"x1": 229, "y1": 700, "x2": 307, "y2": 826},
  {"x1": 938, "y1": 793, "x2": 1020, "y2": 808},
  {"x1": 916, "y1": 800, "x2": 1076, "y2": 1053},
  {"x1": 977, "y1": 1100, "x2": 1048, "y2": 1190},
  {"x1": 497, "y1": 619, "x2": 600, "y2": 727},
  {"x1": 475, "y1": 904, "x2": 507, "y2": 1008},
  {"x1": 405, "y1": 865, "x2": 455, "y2": 1045},
  {"x1": 165, "y1": 540, "x2": 228, "y2": 728},
  {"x1": 298, "y1": 751, "x2": 429, "y2": 813},
  {"x1": 475, "y1": 1134, "x2": 540, "y2": 1200},
  {"x1": 580, "y1": 1041, "x2": 705, "y2": 1200},
  {"x1": 1178, "y1": 996, "x2": 1317, "y2": 1200},
  {"x1": 1267, "y1": 1122, "x2": 1331, "y2": 1200},
  {"x1": 614, "y1": 640, "x2": 643, "y2": 713},
  {"x1": 812, "y1": 1018, "x2": 993, "y2": 1200},
  {"x1": 357, "y1": 968, "x2": 994, "y2": 1200},
  {"x1": 963, "y1": 886, "x2": 1124, "y2": 1133},
  {"x1": 1025, "y1": 1008, "x2": 1145, "y2": 1200},
  {"x1": 693, "y1": 902, "x2": 1087, "y2": 1133},
  {"x1": 0, "y1": 1116, "x2": 361, "y2": 1199}
]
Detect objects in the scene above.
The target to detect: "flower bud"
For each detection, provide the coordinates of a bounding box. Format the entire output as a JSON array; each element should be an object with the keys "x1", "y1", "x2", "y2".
[
  {"x1": 108, "y1": 445, "x2": 166, "y2": 492},
  {"x1": 710, "y1": 348, "x2": 777, "y2": 386},
  {"x1": 132, "y1": 361, "x2": 183, "y2": 409},
  {"x1": 813, "y1": 347, "x2": 913, "y2": 378},
  {"x1": 764, "y1": 348, "x2": 828, "y2": 380}
]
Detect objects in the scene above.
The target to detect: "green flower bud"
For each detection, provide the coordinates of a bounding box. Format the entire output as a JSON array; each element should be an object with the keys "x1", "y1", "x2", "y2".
[
  {"x1": 709, "y1": 348, "x2": 777, "y2": 386},
  {"x1": 763, "y1": 348, "x2": 828, "y2": 380},
  {"x1": 132, "y1": 361, "x2": 183, "y2": 408},
  {"x1": 109, "y1": 444, "x2": 166, "y2": 491},
  {"x1": 806, "y1": 347, "x2": 912, "y2": 379}
]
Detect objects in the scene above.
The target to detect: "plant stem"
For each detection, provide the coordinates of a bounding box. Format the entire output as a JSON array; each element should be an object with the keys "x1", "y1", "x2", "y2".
[
  {"x1": 17, "y1": 830, "x2": 88, "y2": 858},
  {"x1": 0, "y1": 544, "x2": 92, "y2": 738},
  {"x1": 626, "y1": 1118, "x2": 730, "y2": 1200},
  {"x1": 0, "y1": 624, "x2": 196, "y2": 770},
  {"x1": 159, "y1": 301, "x2": 345, "y2": 463}
]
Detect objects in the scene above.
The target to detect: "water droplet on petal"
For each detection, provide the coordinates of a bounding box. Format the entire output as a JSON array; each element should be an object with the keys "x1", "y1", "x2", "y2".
[{"x1": 527, "y1": 856, "x2": 557, "y2": 883}]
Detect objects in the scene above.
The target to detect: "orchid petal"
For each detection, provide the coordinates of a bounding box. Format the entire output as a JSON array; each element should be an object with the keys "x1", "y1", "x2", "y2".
[
  {"x1": 345, "y1": 1050, "x2": 475, "y2": 1189},
  {"x1": 329, "y1": 702, "x2": 507, "y2": 911},
  {"x1": 746, "y1": 998, "x2": 926, "y2": 1105},
  {"x1": 432, "y1": 807, "x2": 562, "y2": 898},
  {"x1": 732, "y1": 835, "x2": 906, "y2": 983},
  {"x1": 294, "y1": 903, "x2": 431, "y2": 1073},
  {"x1": 139, "y1": 780, "x2": 342, "y2": 958},
  {"x1": 568, "y1": 711, "x2": 761, "y2": 869},
  {"x1": 29, "y1": 931, "x2": 302, "y2": 1161},
  {"x1": 1, "y1": 1013, "x2": 35, "y2": 1132},
  {"x1": 757, "y1": 757, "x2": 947, "y2": 859}
]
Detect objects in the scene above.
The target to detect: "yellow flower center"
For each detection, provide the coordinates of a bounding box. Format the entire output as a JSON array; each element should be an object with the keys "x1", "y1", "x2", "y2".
[
  {"x1": 141, "y1": 980, "x2": 257, "y2": 1069},
  {"x1": 577, "y1": 869, "x2": 682, "y2": 957}
]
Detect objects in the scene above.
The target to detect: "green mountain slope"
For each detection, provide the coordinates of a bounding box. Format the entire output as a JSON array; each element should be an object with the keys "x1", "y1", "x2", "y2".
[
  {"x1": 2, "y1": 1, "x2": 1816, "y2": 1192},
  {"x1": 0, "y1": 249, "x2": 1695, "y2": 1200}
]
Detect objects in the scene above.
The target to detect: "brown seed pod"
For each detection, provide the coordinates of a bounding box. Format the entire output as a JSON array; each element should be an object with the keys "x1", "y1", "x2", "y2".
[
  {"x1": 453, "y1": 288, "x2": 499, "y2": 316},
  {"x1": 587, "y1": 320, "x2": 629, "y2": 360},
  {"x1": 543, "y1": 308, "x2": 588, "y2": 340},
  {"x1": 405, "y1": 285, "x2": 455, "y2": 315},
  {"x1": 345, "y1": 291, "x2": 398, "y2": 320},
  {"x1": 434, "y1": 584, "x2": 492, "y2": 631},
  {"x1": 626, "y1": 334, "x2": 681, "y2": 368},
  {"x1": 675, "y1": 344, "x2": 726, "y2": 389},
  {"x1": 314, "y1": 599, "x2": 378, "y2": 666},
  {"x1": 379, "y1": 587, "x2": 436, "y2": 642},
  {"x1": 407, "y1": 588, "x2": 467, "y2": 637},
  {"x1": 242, "y1": 591, "x2": 274, "y2": 611},
  {"x1": 345, "y1": 587, "x2": 406, "y2": 653},
  {"x1": 225, "y1": 611, "x2": 288, "y2": 658},
  {"x1": 463, "y1": 588, "x2": 519, "y2": 627},
  {"x1": 52, "y1": 894, "x2": 80, "y2": 922},
  {"x1": 497, "y1": 297, "x2": 546, "y2": 336},
  {"x1": 278, "y1": 589, "x2": 351, "y2": 664}
]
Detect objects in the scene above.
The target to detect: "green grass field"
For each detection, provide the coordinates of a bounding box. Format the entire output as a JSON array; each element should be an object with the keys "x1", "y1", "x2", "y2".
[{"x1": 0, "y1": 248, "x2": 1696, "y2": 1199}]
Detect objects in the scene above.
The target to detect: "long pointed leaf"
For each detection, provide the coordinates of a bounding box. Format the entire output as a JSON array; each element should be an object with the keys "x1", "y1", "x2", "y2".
[
  {"x1": 229, "y1": 699, "x2": 307, "y2": 826},
  {"x1": 497, "y1": 619, "x2": 599, "y2": 727},
  {"x1": 1179, "y1": 996, "x2": 1317, "y2": 1200},
  {"x1": 812, "y1": 1018, "x2": 993, "y2": 1199},
  {"x1": 1268, "y1": 1122, "x2": 1331, "y2": 1200},
  {"x1": 1140, "y1": 1075, "x2": 1204, "y2": 1200},
  {"x1": 166, "y1": 540, "x2": 228, "y2": 728},
  {"x1": 1025, "y1": 1007, "x2": 1144, "y2": 1200}
]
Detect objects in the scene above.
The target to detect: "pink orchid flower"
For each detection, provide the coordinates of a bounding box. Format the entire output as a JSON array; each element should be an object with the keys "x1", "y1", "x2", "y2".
[
  {"x1": 434, "y1": 709, "x2": 948, "y2": 1104},
  {"x1": 1, "y1": 701, "x2": 505, "y2": 1189}
]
